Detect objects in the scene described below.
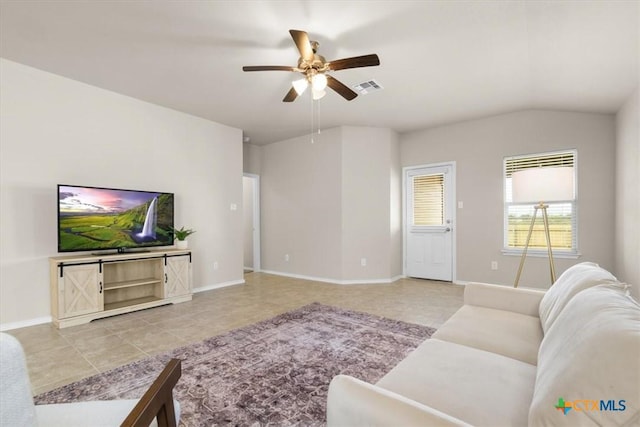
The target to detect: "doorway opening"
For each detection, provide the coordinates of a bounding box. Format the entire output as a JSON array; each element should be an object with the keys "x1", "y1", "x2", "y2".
[{"x1": 243, "y1": 174, "x2": 261, "y2": 273}]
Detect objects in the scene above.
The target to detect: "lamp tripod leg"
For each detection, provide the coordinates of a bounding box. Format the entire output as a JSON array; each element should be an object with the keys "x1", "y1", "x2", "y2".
[
  {"x1": 541, "y1": 206, "x2": 556, "y2": 284},
  {"x1": 514, "y1": 206, "x2": 538, "y2": 288}
]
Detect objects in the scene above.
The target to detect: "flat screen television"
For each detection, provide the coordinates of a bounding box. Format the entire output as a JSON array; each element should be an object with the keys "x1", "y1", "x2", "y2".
[{"x1": 58, "y1": 184, "x2": 175, "y2": 253}]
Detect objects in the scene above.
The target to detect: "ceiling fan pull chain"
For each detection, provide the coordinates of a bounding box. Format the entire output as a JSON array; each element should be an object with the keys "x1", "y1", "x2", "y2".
[
  {"x1": 317, "y1": 99, "x2": 321, "y2": 136},
  {"x1": 313, "y1": 97, "x2": 321, "y2": 143},
  {"x1": 310, "y1": 93, "x2": 315, "y2": 144}
]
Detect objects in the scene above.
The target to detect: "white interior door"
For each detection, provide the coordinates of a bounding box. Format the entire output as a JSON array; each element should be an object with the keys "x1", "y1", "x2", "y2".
[{"x1": 405, "y1": 164, "x2": 454, "y2": 281}]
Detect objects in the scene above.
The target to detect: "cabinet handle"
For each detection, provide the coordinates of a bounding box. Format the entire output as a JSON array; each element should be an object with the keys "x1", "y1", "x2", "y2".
[
  {"x1": 165, "y1": 273, "x2": 168, "y2": 284},
  {"x1": 99, "y1": 282, "x2": 103, "y2": 293}
]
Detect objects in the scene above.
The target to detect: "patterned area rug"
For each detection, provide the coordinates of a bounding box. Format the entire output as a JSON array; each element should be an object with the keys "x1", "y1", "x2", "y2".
[{"x1": 35, "y1": 303, "x2": 435, "y2": 426}]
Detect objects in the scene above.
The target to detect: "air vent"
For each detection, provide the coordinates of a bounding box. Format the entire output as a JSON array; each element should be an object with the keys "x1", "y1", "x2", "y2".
[{"x1": 353, "y1": 79, "x2": 383, "y2": 95}]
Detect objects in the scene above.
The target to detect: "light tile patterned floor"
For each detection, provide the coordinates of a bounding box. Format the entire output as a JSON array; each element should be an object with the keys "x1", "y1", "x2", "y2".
[{"x1": 6, "y1": 272, "x2": 464, "y2": 395}]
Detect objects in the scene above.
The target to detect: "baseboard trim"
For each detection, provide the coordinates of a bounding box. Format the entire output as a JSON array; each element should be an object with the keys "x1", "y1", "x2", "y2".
[
  {"x1": 260, "y1": 270, "x2": 403, "y2": 285},
  {"x1": 193, "y1": 279, "x2": 245, "y2": 293},
  {"x1": 0, "y1": 316, "x2": 52, "y2": 332}
]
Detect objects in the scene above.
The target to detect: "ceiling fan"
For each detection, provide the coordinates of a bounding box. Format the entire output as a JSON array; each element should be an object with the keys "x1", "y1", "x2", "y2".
[{"x1": 242, "y1": 29, "x2": 380, "y2": 102}]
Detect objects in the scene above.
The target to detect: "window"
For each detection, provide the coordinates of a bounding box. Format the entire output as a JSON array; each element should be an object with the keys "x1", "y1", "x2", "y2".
[
  {"x1": 412, "y1": 173, "x2": 444, "y2": 226},
  {"x1": 503, "y1": 150, "x2": 577, "y2": 254}
]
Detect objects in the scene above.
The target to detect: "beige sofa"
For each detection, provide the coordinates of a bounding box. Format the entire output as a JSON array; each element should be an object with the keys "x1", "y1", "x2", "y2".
[{"x1": 327, "y1": 262, "x2": 640, "y2": 426}]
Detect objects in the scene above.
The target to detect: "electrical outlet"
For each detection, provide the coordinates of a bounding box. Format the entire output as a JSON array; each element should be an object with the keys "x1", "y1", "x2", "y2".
[
  {"x1": 285, "y1": 254, "x2": 290, "y2": 262},
  {"x1": 491, "y1": 261, "x2": 498, "y2": 271},
  {"x1": 213, "y1": 261, "x2": 219, "y2": 270},
  {"x1": 361, "y1": 258, "x2": 367, "y2": 267}
]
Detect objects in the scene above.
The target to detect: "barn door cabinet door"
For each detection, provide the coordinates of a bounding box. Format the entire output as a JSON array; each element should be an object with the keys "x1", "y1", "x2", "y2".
[
  {"x1": 165, "y1": 255, "x2": 191, "y2": 298},
  {"x1": 57, "y1": 263, "x2": 103, "y2": 319}
]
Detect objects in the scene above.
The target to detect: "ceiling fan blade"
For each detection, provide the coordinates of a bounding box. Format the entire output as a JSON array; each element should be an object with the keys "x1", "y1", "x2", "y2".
[
  {"x1": 328, "y1": 54, "x2": 380, "y2": 71},
  {"x1": 283, "y1": 87, "x2": 298, "y2": 103},
  {"x1": 327, "y1": 76, "x2": 358, "y2": 101},
  {"x1": 243, "y1": 65, "x2": 296, "y2": 72},
  {"x1": 289, "y1": 29, "x2": 314, "y2": 62}
]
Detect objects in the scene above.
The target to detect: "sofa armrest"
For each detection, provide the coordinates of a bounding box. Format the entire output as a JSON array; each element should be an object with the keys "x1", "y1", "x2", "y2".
[
  {"x1": 464, "y1": 283, "x2": 545, "y2": 317},
  {"x1": 327, "y1": 375, "x2": 471, "y2": 427}
]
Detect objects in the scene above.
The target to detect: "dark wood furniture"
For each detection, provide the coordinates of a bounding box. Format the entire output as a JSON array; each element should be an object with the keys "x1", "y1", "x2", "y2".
[{"x1": 121, "y1": 358, "x2": 182, "y2": 427}]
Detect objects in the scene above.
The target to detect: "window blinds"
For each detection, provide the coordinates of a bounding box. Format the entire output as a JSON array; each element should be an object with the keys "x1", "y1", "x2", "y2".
[
  {"x1": 413, "y1": 174, "x2": 444, "y2": 226},
  {"x1": 505, "y1": 152, "x2": 574, "y2": 178},
  {"x1": 504, "y1": 150, "x2": 576, "y2": 251}
]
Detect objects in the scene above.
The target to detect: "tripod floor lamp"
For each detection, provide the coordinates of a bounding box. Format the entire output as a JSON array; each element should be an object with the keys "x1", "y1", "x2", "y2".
[{"x1": 512, "y1": 166, "x2": 574, "y2": 288}]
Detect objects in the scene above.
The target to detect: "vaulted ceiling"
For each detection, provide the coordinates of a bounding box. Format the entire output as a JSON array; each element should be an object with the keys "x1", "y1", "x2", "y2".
[{"x1": 1, "y1": 1, "x2": 637, "y2": 145}]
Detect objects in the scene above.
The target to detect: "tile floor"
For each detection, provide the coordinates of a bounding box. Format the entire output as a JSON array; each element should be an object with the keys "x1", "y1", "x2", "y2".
[{"x1": 6, "y1": 272, "x2": 464, "y2": 396}]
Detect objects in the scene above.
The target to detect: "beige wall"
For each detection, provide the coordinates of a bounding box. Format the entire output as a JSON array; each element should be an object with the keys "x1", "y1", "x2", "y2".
[
  {"x1": 0, "y1": 59, "x2": 244, "y2": 328},
  {"x1": 401, "y1": 110, "x2": 616, "y2": 289},
  {"x1": 341, "y1": 127, "x2": 400, "y2": 281},
  {"x1": 389, "y1": 135, "x2": 403, "y2": 278},
  {"x1": 243, "y1": 143, "x2": 262, "y2": 175},
  {"x1": 260, "y1": 126, "x2": 400, "y2": 283},
  {"x1": 615, "y1": 88, "x2": 639, "y2": 292},
  {"x1": 261, "y1": 128, "x2": 343, "y2": 279}
]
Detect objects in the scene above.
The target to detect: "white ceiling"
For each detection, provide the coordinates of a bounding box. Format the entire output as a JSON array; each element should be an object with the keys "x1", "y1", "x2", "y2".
[{"x1": 1, "y1": 1, "x2": 638, "y2": 146}]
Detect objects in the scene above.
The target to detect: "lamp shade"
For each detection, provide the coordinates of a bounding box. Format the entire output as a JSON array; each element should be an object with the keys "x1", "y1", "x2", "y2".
[
  {"x1": 512, "y1": 167, "x2": 574, "y2": 203},
  {"x1": 292, "y1": 78, "x2": 308, "y2": 95},
  {"x1": 311, "y1": 73, "x2": 327, "y2": 91},
  {"x1": 312, "y1": 88, "x2": 326, "y2": 100}
]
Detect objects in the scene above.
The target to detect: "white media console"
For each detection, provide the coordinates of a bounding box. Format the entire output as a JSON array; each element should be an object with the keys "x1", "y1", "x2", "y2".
[{"x1": 49, "y1": 249, "x2": 192, "y2": 328}]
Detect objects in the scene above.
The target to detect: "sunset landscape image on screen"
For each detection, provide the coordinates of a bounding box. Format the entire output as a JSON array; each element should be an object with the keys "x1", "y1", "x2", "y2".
[{"x1": 58, "y1": 186, "x2": 174, "y2": 252}]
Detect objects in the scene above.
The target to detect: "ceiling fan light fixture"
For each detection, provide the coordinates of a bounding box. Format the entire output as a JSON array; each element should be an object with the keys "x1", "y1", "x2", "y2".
[
  {"x1": 243, "y1": 29, "x2": 379, "y2": 102},
  {"x1": 311, "y1": 73, "x2": 328, "y2": 91},
  {"x1": 312, "y1": 88, "x2": 326, "y2": 100},
  {"x1": 292, "y1": 78, "x2": 308, "y2": 95}
]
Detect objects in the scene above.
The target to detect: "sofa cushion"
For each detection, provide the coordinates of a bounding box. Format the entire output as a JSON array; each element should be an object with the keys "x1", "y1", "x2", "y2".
[
  {"x1": 376, "y1": 339, "x2": 537, "y2": 427},
  {"x1": 529, "y1": 284, "x2": 640, "y2": 426},
  {"x1": 463, "y1": 282, "x2": 545, "y2": 317},
  {"x1": 538, "y1": 262, "x2": 617, "y2": 333},
  {"x1": 433, "y1": 305, "x2": 542, "y2": 365}
]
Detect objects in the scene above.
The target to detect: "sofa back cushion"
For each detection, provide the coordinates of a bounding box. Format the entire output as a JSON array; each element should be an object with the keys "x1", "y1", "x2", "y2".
[
  {"x1": 529, "y1": 284, "x2": 640, "y2": 426},
  {"x1": 538, "y1": 262, "x2": 617, "y2": 333}
]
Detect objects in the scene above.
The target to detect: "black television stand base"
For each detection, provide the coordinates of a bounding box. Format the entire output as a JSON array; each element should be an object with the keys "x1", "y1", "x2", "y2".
[
  {"x1": 90, "y1": 248, "x2": 151, "y2": 256},
  {"x1": 117, "y1": 248, "x2": 151, "y2": 254}
]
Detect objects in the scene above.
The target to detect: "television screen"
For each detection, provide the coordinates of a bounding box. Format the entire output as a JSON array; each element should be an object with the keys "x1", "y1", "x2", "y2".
[{"x1": 58, "y1": 185, "x2": 174, "y2": 253}]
